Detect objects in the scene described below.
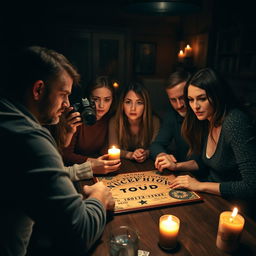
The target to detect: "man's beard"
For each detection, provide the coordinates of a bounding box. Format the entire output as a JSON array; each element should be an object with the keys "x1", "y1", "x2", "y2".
[
  {"x1": 38, "y1": 91, "x2": 60, "y2": 125},
  {"x1": 39, "y1": 104, "x2": 60, "y2": 125}
]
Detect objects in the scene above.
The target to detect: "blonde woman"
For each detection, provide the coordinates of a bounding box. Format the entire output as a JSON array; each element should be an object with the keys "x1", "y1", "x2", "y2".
[{"x1": 109, "y1": 81, "x2": 160, "y2": 162}]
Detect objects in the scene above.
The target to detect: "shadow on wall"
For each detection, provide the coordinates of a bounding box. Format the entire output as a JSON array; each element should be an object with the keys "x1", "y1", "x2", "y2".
[
  {"x1": 142, "y1": 78, "x2": 170, "y2": 120},
  {"x1": 228, "y1": 78, "x2": 256, "y2": 123}
]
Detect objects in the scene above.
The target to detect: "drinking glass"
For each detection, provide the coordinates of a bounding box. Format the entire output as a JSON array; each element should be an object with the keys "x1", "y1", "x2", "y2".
[{"x1": 109, "y1": 225, "x2": 139, "y2": 256}]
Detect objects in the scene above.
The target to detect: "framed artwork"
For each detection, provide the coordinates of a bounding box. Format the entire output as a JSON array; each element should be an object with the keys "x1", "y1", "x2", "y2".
[{"x1": 134, "y1": 42, "x2": 156, "y2": 75}]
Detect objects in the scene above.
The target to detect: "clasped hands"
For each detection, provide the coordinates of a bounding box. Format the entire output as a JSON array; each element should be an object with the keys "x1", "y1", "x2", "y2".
[{"x1": 131, "y1": 148, "x2": 148, "y2": 163}]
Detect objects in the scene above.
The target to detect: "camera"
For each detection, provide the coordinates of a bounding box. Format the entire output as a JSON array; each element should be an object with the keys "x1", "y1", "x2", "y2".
[{"x1": 72, "y1": 98, "x2": 97, "y2": 126}]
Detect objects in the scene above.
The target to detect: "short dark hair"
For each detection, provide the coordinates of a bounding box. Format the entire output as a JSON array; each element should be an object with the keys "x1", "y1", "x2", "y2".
[
  {"x1": 5, "y1": 46, "x2": 80, "y2": 98},
  {"x1": 165, "y1": 70, "x2": 191, "y2": 90}
]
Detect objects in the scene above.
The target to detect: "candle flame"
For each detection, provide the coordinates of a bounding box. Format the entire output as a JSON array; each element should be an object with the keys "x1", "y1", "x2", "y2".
[
  {"x1": 113, "y1": 82, "x2": 119, "y2": 88},
  {"x1": 229, "y1": 207, "x2": 238, "y2": 222},
  {"x1": 185, "y1": 44, "x2": 191, "y2": 50},
  {"x1": 178, "y1": 50, "x2": 184, "y2": 55},
  {"x1": 112, "y1": 145, "x2": 116, "y2": 149},
  {"x1": 231, "y1": 207, "x2": 238, "y2": 218},
  {"x1": 167, "y1": 215, "x2": 173, "y2": 223}
]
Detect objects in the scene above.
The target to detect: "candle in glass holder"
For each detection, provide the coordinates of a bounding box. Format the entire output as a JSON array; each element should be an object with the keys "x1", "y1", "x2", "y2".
[
  {"x1": 108, "y1": 146, "x2": 120, "y2": 160},
  {"x1": 159, "y1": 215, "x2": 180, "y2": 250},
  {"x1": 216, "y1": 207, "x2": 245, "y2": 253}
]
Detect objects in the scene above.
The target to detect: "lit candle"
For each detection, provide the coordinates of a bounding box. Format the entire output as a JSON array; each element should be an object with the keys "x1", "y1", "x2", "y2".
[
  {"x1": 159, "y1": 215, "x2": 180, "y2": 250},
  {"x1": 216, "y1": 207, "x2": 245, "y2": 253},
  {"x1": 184, "y1": 44, "x2": 192, "y2": 57},
  {"x1": 108, "y1": 146, "x2": 120, "y2": 160},
  {"x1": 113, "y1": 82, "x2": 119, "y2": 88},
  {"x1": 178, "y1": 50, "x2": 185, "y2": 62}
]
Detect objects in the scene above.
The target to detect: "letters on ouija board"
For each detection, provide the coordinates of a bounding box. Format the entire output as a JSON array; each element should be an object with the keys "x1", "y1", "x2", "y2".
[{"x1": 95, "y1": 170, "x2": 203, "y2": 214}]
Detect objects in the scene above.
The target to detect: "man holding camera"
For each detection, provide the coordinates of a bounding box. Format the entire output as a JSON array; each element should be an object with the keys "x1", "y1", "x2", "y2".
[{"x1": 0, "y1": 46, "x2": 116, "y2": 255}]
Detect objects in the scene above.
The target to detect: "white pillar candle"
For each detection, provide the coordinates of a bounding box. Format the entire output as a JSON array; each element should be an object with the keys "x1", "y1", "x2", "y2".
[{"x1": 108, "y1": 146, "x2": 120, "y2": 160}]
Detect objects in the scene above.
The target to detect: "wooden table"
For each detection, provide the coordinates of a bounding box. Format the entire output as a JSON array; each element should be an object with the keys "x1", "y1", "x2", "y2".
[{"x1": 76, "y1": 159, "x2": 256, "y2": 256}]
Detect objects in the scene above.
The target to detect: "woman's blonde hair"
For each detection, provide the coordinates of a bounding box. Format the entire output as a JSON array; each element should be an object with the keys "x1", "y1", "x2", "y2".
[{"x1": 115, "y1": 81, "x2": 154, "y2": 149}]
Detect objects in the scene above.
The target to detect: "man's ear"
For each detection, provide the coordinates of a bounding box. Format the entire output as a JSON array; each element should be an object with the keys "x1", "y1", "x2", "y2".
[{"x1": 32, "y1": 80, "x2": 45, "y2": 100}]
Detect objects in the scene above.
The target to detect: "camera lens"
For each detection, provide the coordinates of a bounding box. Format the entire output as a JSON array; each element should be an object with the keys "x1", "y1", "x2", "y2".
[
  {"x1": 81, "y1": 108, "x2": 96, "y2": 126},
  {"x1": 72, "y1": 98, "x2": 97, "y2": 126}
]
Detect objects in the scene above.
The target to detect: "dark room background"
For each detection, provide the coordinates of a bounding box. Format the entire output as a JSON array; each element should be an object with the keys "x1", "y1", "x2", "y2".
[{"x1": 1, "y1": 0, "x2": 255, "y2": 118}]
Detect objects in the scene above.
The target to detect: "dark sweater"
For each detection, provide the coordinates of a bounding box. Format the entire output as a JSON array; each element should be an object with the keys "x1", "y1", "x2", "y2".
[
  {"x1": 149, "y1": 106, "x2": 204, "y2": 170},
  {"x1": 149, "y1": 106, "x2": 188, "y2": 161},
  {"x1": 202, "y1": 109, "x2": 256, "y2": 200},
  {"x1": 0, "y1": 98, "x2": 106, "y2": 256}
]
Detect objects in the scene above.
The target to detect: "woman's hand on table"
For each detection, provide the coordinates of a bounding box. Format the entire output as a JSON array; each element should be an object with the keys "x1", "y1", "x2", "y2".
[{"x1": 169, "y1": 175, "x2": 201, "y2": 191}]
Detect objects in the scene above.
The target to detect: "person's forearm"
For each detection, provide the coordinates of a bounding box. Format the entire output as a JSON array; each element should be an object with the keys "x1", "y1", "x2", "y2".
[
  {"x1": 121, "y1": 150, "x2": 133, "y2": 160},
  {"x1": 64, "y1": 162, "x2": 93, "y2": 181},
  {"x1": 175, "y1": 160, "x2": 199, "y2": 171},
  {"x1": 198, "y1": 182, "x2": 221, "y2": 195},
  {"x1": 63, "y1": 132, "x2": 75, "y2": 147}
]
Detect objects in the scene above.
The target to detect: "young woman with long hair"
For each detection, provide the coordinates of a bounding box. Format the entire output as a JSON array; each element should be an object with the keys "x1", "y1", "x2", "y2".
[
  {"x1": 58, "y1": 75, "x2": 120, "y2": 177},
  {"x1": 169, "y1": 68, "x2": 256, "y2": 205},
  {"x1": 109, "y1": 81, "x2": 160, "y2": 162}
]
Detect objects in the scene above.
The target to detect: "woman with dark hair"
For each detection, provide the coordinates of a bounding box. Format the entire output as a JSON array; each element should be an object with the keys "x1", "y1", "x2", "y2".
[
  {"x1": 109, "y1": 81, "x2": 160, "y2": 162},
  {"x1": 169, "y1": 68, "x2": 256, "y2": 202},
  {"x1": 60, "y1": 75, "x2": 121, "y2": 176}
]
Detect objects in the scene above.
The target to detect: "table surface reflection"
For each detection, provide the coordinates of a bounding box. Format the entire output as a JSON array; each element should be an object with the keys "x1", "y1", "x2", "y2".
[{"x1": 76, "y1": 159, "x2": 256, "y2": 256}]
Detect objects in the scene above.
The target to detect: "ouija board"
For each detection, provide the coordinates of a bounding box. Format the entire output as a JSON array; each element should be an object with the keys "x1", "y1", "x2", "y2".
[{"x1": 95, "y1": 170, "x2": 202, "y2": 214}]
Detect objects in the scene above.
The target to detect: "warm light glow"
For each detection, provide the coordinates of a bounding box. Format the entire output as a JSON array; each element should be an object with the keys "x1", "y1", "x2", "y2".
[
  {"x1": 108, "y1": 146, "x2": 120, "y2": 160},
  {"x1": 229, "y1": 207, "x2": 238, "y2": 222},
  {"x1": 185, "y1": 44, "x2": 191, "y2": 50},
  {"x1": 184, "y1": 44, "x2": 192, "y2": 57},
  {"x1": 161, "y1": 215, "x2": 178, "y2": 231},
  {"x1": 231, "y1": 207, "x2": 238, "y2": 218},
  {"x1": 178, "y1": 50, "x2": 185, "y2": 62},
  {"x1": 216, "y1": 210, "x2": 245, "y2": 252},
  {"x1": 113, "y1": 82, "x2": 119, "y2": 88},
  {"x1": 167, "y1": 215, "x2": 173, "y2": 223},
  {"x1": 159, "y1": 214, "x2": 180, "y2": 249},
  {"x1": 178, "y1": 50, "x2": 184, "y2": 57}
]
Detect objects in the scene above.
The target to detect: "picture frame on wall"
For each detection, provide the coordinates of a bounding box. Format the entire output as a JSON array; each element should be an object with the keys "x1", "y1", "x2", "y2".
[{"x1": 134, "y1": 42, "x2": 156, "y2": 75}]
